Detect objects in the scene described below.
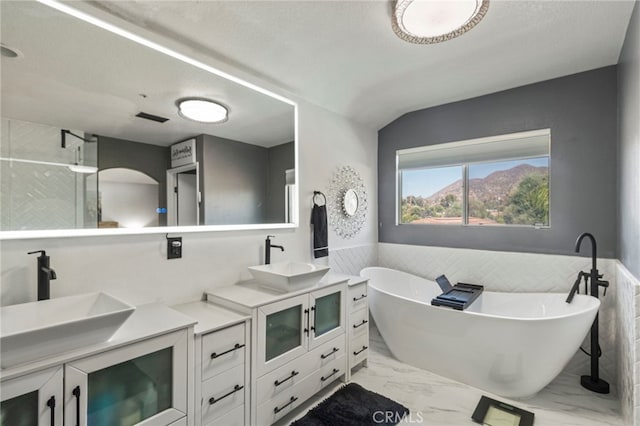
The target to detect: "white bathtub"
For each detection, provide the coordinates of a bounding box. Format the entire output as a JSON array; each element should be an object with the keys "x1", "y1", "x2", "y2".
[{"x1": 361, "y1": 267, "x2": 600, "y2": 398}]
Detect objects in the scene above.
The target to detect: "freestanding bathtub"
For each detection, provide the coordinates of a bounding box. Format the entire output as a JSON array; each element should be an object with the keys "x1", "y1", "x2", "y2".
[{"x1": 361, "y1": 267, "x2": 600, "y2": 398}]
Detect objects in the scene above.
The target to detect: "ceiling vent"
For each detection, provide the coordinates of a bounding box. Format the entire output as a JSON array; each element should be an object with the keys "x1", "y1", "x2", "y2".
[{"x1": 135, "y1": 112, "x2": 169, "y2": 123}]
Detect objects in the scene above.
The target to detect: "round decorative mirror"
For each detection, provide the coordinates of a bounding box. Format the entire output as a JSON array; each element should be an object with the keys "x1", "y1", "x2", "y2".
[
  {"x1": 327, "y1": 166, "x2": 367, "y2": 239},
  {"x1": 342, "y1": 189, "x2": 359, "y2": 216}
]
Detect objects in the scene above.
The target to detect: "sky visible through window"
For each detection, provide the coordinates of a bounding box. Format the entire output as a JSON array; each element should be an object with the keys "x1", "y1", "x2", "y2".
[{"x1": 402, "y1": 157, "x2": 548, "y2": 198}]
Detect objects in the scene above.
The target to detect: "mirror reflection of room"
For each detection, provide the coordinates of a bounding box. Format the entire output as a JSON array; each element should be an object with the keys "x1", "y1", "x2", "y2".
[{"x1": 0, "y1": 0, "x2": 296, "y2": 232}]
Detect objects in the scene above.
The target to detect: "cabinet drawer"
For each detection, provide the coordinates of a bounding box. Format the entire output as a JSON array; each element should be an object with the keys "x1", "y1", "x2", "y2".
[
  {"x1": 204, "y1": 404, "x2": 244, "y2": 426},
  {"x1": 350, "y1": 333, "x2": 369, "y2": 367},
  {"x1": 348, "y1": 283, "x2": 368, "y2": 312},
  {"x1": 256, "y1": 355, "x2": 345, "y2": 426},
  {"x1": 201, "y1": 364, "x2": 245, "y2": 425},
  {"x1": 349, "y1": 308, "x2": 369, "y2": 340},
  {"x1": 201, "y1": 323, "x2": 245, "y2": 381},
  {"x1": 256, "y1": 334, "x2": 345, "y2": 405}
]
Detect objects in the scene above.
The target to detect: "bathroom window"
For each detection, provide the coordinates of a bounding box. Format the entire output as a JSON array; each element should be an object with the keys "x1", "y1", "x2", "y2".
[{"x1": 397, "y1": 129, "x2": 550, "y2": 227}]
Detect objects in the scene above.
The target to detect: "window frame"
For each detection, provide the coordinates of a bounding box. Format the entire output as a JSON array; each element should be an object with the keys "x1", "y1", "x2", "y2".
[{"x1": 396, "y1": 129, "x2": 551, "y2": 229}]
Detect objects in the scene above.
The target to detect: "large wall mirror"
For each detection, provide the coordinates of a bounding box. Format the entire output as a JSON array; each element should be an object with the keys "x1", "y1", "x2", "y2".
[{"x1": 0, "y1": 1, "x2": 297, "y2": 238}]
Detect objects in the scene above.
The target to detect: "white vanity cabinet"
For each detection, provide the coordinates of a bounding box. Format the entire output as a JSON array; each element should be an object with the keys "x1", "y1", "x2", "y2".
[
  {"x1": 207, "y1": 276, "x2": 349, "y2": 426},
  {"x1": 0, "y1": 366, "x2": 63, "y2": 426},
  {"x1": 346, "y1": 277, "x2": 369, "y2": 380},
  {"x1": 171, "y1": 301, "x2": 251, "y2": 426},
  {"x1": 0, "y1": 304, "x2": 195, "y2": 426},
  {"x1": 256, "y1": 284, "x2": 345, "y2": 377}
]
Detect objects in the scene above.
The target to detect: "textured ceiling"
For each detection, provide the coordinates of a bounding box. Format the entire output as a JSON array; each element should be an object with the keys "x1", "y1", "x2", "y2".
[
  {"x1": 1, "y1": 1, "x2": 295, "y2": 147},
  {"x1": 90, "y1": 0, "x2": 636, "y2": 129}
]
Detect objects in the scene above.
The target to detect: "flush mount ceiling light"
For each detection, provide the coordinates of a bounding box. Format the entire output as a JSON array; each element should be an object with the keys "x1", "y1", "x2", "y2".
[
  {"x1": 177, "y1": 98, "x2": 228, "y2": 123},
  {"x1": 392, "y1": 0, "x2": 490, "y2": 44}
]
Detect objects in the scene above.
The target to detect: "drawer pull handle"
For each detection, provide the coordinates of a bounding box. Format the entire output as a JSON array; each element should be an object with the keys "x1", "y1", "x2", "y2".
[
  {"x1": 353, "y1": 345, "x2": 368, "y2": 356},
  {"x1": 46, "y1": 396, "x2": 56, "y2": 426},
  {"x1": 321, "y1": 368, "x2": 340, "y2": 382},
  {"x1": 209, "y1": 384, "x2": 243, "y2": 405},
  {"x1": 211, "y1": 343, "x2": 245, "y2": 359},
  {"x1": 274, "y1": 370, "x2": 299, "y2": 386},
  {"x1": 321, "y1": 347, "x2": 339, "y2": 359},
  {"x1": 353, "y1": 294, "x2": 367, "y2": 301},
  {"x1": 353, "y1": 319, "x2": 369, "y2": 329},
  {"x1": 274, "y1": 396, "x2": 298, "y2": 414}
]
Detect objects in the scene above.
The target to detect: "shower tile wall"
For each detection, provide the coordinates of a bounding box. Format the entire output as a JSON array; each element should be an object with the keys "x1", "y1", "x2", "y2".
[
  {"x1": 0, "y1": 118, "x2": 94, "y2": 230},
  {"x1": 378, "y1": 243, "x2": 618, "y2": 389},
  {"x1": 329, "y1": 244, "x2": 378, "y2": 276},
  {"x1": 616, "y1": 261, "x2": 636, "y2": 425}
]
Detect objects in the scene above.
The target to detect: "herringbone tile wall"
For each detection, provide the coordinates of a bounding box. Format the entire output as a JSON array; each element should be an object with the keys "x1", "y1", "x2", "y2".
[{"x1": 617, "y1": 262, "x2": 637, "y2": 425}]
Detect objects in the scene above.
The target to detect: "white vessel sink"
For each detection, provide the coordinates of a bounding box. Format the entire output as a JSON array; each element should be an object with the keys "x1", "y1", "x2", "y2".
[
  {"x1": 1, "y1": 292, "x2": 135, "y2": 369},
  {"x1": 248, "y1": 262, "x2": 330, "y2": 291}
]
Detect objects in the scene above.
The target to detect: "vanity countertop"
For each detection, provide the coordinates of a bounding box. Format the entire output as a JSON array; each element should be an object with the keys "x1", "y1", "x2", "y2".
[
  {"x1": 172, "y1": 300, "x2": 250, "y2": 336},
  {"x1": 0, "y1": 303, "x2": 196, "y2": 381},
  {"x1": 205, "y1": 272, "x2": 350, "y2": 310}
]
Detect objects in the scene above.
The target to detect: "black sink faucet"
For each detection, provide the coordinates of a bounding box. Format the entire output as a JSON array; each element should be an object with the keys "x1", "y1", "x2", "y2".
[
  {"x1": 28, "y1": 250, "x2": 56, "y2": 300},
  {"x1": 265, "y1": 235, "x2": 284, "y2": 265}
]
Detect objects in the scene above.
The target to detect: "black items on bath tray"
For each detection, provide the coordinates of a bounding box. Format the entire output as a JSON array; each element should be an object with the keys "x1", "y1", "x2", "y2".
[{"x1": 431, "y1": 274, "x2": 484, "y2": 310}]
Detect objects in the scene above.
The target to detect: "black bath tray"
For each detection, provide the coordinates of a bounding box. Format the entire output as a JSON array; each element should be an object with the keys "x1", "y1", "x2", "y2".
[{"x1": 431, "y1": 281, "x2": 484, "y2": 310}]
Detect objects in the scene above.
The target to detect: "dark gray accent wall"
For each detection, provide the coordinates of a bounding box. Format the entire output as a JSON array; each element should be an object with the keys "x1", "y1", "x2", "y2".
[
  {"x1": 98, "y1": 135, "x2": 170, "y2": 226},
  {"x1": 379, "y1": 66, "x2": 618, "y2": 257},
  {"x1": 266, "y1": 142, "x2": 295, "y2": 223},
  {"x1": 197, "y1": 134, "x2": 269, "y2": 225},
  {"x1": 618, "y1": 2, "x2": 640, "y2": 279}
]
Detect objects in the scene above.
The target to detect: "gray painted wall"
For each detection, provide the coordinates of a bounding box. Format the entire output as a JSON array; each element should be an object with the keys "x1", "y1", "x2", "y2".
[
  {"x1": 378, "y1": 66, "x2": 618, "y2": 258},
  {"x1": 197, "y1": 134, "x2": 269, "y2": 225},
  {"x1": 98, "y1": 135, "x2": 170, "y2": 226},
  {"x1": 266, "y1": 142, "x2": 295, "y2": 223},
  {"x1": 618, "y1": 1, "x2": 640, "y2": 279}
]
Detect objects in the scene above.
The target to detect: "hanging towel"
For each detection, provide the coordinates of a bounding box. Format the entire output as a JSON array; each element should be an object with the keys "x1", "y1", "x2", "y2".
[{"x1": 311, "y1": 203, "x2": 328, "y2": 258}]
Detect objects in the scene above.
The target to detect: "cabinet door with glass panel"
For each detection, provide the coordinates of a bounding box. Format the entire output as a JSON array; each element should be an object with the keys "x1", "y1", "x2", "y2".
[
  {"x1": 256, "y1": 284, "x2": 345, "y2": 376},
  {"x1": 0, "y1": 367, "x2": 63, "y2": 426},
  {"x1": 308, "y1": 285, "x2": 346, "y2": 350},
  {"x1": 64, "y1": 330, "x2": 188, "y2": 426}
]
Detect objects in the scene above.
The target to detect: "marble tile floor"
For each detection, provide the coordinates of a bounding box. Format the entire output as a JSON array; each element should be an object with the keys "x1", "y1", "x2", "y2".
[{"x1": 278, "y1": 324, "x2": 624, "y2": 426}]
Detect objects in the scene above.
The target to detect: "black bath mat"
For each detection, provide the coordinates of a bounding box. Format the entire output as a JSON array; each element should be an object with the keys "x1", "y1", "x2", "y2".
[{"x1": 290, "y1": 383, "x2": 409, "y2": 426}]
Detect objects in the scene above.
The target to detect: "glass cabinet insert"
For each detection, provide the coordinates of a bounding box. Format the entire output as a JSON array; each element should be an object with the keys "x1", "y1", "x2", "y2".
[
  {"x1": 87, "y1": 348, "x2": 173, "y2": 426},
  {"x1": 265, "y1": 305, "x2": 302, "y2": 362}
]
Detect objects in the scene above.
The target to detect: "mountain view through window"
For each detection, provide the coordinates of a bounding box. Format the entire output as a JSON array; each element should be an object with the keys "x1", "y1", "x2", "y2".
[{"x1": 401, "y1": 157, "x2": 549, "y2": 226}]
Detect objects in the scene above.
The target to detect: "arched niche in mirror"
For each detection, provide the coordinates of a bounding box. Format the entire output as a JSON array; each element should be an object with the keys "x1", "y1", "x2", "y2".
[{"x1": 98, "y1": 168, "x2": 159, "y2": 228}]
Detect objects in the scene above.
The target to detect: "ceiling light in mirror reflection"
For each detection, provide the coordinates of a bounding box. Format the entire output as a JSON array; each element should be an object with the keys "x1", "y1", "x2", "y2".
[{"x1": 178, "y1": 99, "x2": 228, "y2": 123}]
